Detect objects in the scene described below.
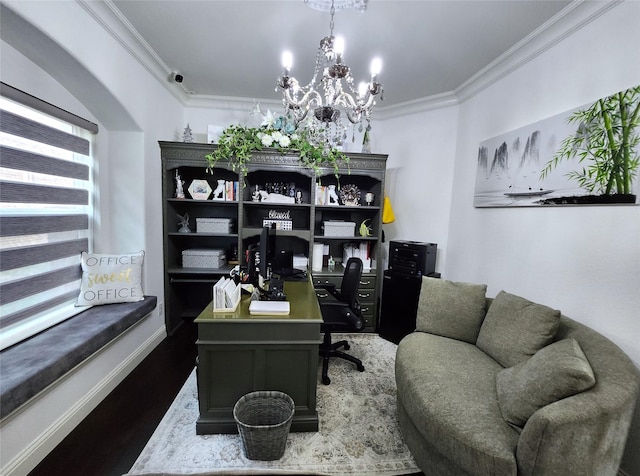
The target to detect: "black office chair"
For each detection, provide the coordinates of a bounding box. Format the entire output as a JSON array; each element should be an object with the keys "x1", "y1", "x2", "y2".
[{"x1": 316, "y1": 257, "x2": 365, "y2": 385}]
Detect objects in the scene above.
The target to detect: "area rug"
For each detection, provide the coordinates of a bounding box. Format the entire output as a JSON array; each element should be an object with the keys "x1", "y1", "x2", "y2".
[{"x1": 125, "y1": 333, "x2": 419, "y2": 476}]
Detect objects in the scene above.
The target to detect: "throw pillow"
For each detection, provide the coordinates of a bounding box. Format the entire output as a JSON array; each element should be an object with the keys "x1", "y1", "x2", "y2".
[
  {"x1": 496, "y1": 338, "x2": 596, "y2": 427},
  {"x1": 476, "y1": 290, "x2": 560, "y2": 367},
  {"x1": 76, "y1": 251, "x2": 145, "y2": 306},
  {"x1": 415, "y1": 277, "x2": 487, "y2": 344}
]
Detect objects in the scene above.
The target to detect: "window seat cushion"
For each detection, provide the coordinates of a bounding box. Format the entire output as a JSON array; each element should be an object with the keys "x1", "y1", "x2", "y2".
[{"x1": 0, "y1": 296, "x2": 157, "y2": 419}]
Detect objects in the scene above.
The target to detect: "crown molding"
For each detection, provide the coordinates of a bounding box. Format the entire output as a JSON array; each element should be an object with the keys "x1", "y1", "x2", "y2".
[
  {"x1": 76, "y1": 0, "x2": 190, "y2": 105},
  {"x1": 374, "y1": 92, "x2": 459, "y2": 120},
  {"x1": 81, "y1": 0, "x2": 623, "y2": 117},
  {"x1": 184, "y1": 95, "x2": 281, "y2": 111},
  {"x1": 454, "y1": 0, "x2": 622, "y2": 102}
]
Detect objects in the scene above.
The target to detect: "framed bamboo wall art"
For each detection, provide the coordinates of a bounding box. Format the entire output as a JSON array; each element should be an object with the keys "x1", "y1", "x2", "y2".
[{"x1": 473, "y1": 85, "x2": 640, "y2": 207}]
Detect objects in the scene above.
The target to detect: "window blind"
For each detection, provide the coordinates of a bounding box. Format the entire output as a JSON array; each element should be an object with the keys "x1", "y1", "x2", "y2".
[{"x1": 0, "y1": 87, "x2": 95, "y2": 350}]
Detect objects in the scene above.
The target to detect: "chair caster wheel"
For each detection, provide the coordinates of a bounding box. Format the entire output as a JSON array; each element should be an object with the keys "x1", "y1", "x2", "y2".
[
  {"x1": 322, "y1": 375, "x2": 331, "y2": 385},
  {"x1": 357, "y1": 364, "x2": 365, "y2": 372}
]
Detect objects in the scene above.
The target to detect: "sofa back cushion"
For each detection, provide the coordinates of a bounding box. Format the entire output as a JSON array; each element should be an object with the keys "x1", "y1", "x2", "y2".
[
  {"x1": 416, "y1": 277, "x2": 487, "y2": 343},
  {"x1": 496, "y1": 338, "x2": 596, "y2": 427},
  {"x1": 476, "y1": 290, "x2": 560, "y2": 367}
]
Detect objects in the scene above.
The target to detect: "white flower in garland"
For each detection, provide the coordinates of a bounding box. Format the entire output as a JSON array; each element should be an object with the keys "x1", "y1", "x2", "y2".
[
  {"x1": 278, "y1": 135, "x2": 291, "y2": 147},
  {"x1": 206, "y1": 107, "x2": 349, "y2": 180},
  {"x1": 255, "y1": 110, "x2": 300, "y2": 149},
  {"x1": 261, "y1": 134, "x2": 274, "y2": 147},
  {"x1": 260, "y1": 110, "x2": 276, "y2": 129}
]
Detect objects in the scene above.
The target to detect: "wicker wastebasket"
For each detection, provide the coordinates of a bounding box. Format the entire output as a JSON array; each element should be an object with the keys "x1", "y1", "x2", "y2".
[{"x1": 233, "y1": 391, "x2": 295, "y2": 461}]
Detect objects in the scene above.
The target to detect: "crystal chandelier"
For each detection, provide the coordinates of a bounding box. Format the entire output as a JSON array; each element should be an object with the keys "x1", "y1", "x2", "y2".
[{"x1": 276, "y1": 0, "x2": 383, "y2": 148}]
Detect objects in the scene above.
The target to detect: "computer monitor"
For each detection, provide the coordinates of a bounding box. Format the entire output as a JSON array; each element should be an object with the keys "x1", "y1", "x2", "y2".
[{"x1": 258, "y1": 224, "x2": 276, "y2": 281}]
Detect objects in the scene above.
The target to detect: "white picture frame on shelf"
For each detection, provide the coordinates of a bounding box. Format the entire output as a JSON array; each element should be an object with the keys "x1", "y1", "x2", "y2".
[{"x1": 188, "y1": 179, "x2": 212, "y2": 200}]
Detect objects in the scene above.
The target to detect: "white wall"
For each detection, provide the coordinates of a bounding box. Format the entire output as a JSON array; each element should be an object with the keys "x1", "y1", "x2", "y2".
[
  {"x1": 0, "y1": 1, "x2": 184, "y2": 474},
  {"x1": 376, "y1": 105, "x2": 459, "y2": 272},
  {"x1": 445, "y1": 2, "x2": 640, "y2": 473},
  {"x1": 184, "y1": 100, "x2": 275, "y2": 144}
]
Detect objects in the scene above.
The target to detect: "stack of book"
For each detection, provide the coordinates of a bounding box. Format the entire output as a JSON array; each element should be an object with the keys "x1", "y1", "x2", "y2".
[{"x1": 212, "y1": 277, "x2": 241, "y2": 312}]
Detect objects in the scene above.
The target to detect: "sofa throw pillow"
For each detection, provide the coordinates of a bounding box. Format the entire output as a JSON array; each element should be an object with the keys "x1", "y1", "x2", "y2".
[
  {"x1": 415, "y1": 277, "x2": 487, "y2": 344},
  {"x1": 496, "y1": 338, "x2": 596, "y2": 427},
  {"x1": 76, "y1": 251, "x2": 145, "y2": 306},
  {"x1": 476, "y1": 290, "x2": 560, "y2": 367}
]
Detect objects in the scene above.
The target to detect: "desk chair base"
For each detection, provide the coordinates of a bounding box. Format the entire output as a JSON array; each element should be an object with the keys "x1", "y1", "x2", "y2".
[{"x1": 319, "y1": 333, "x2": 365, "y2": 385}]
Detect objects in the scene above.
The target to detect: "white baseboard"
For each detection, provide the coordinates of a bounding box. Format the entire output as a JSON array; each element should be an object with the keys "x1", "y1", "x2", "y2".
[{"x1": 1, "y1": 325, "x2": 166, "y2": 476}]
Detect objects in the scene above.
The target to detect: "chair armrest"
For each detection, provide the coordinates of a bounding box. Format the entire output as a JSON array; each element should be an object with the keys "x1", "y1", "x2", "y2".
[{"x1": 321, "y1": 301, "x2": 364, "y2": 330}]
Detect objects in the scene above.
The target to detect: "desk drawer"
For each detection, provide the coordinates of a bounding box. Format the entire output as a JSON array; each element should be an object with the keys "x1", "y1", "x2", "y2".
[
  {"x1": 359, "y1": 301, "x2": 375, "y2": 328},
  {"x1": 358, "y1": 274, "x2": 376, "y2": 290},
  {"x1": 314, "y1": 283, "x2": 375, "y2": 301},
  {"x1": 312, "y1": 275, "x2": 342, "y2": 288},
  {"x1": 313, "y1": 274, "x2": 376, "y2": 291}
]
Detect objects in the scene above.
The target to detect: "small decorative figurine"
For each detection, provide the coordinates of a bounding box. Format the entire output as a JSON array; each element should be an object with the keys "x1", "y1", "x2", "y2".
[
  {"x1": 177, "y1": 213, "x2": 191, "y2": 233},
  {"x1": 339, "y1": 184, "x2": 361, "y2": 206},
  {"x1": 175, "y1": 170, "x2": 185, "y2": 199},
  {"x1": 359, "y1": 219, "x2": 372, "y2": 237},
  {"x1": 327, "y1": 184, "x2": 340, "y2": 205},
  {"x1": 295, "y1": 190, "x2": 303, "y2": 204},
  {"x1": 212, "y1": 179, "x2": 226, "y2": 200},
  {"x1": 183, "y1": 124, "x2": 194, "y2": 143},
  {"x1": 252, "y1": 185, "x2": 261, "y2": 202}
]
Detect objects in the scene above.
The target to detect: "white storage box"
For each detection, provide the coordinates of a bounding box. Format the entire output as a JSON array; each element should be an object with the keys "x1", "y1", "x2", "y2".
[
  {"x1": 182, "y1": 248, "x2": 226, "y2": 269},
  {"x1": 323, "y1": 221, "x2": 356, "y2": 237},
  {"x1": 196, "y1": 218, "x2": 233, "y2": 234}
]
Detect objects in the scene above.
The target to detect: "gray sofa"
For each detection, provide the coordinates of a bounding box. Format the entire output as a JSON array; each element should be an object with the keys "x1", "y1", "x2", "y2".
[{"x1": 395, "y1": 277, "x2": 639, "y2": 476}]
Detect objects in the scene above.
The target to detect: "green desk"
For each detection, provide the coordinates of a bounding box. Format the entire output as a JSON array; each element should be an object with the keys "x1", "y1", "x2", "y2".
[{"x1": 194, "y1": 278, "x2": 323, "y2": 434}]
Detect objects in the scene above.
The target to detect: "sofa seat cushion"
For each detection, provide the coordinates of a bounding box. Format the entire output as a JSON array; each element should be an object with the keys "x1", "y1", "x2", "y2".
[{"x1": 396, "y1": 332, "x2": 520, "y2": 475}]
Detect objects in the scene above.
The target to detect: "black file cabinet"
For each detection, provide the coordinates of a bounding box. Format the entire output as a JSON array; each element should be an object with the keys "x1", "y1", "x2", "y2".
[
  {"x1": 378, "y1": 271, "x2": 422, "y2": 344},
  {"x1": 378, "y1": 241, "x2": 439, "y2": 344}
]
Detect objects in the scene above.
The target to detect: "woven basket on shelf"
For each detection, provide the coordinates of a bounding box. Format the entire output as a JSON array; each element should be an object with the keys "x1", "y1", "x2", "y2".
[{"x1": 233, "y1": 391, "x2": 295, "y2": 461}]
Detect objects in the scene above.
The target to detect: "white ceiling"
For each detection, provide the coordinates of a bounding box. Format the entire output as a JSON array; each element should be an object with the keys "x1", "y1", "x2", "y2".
[{"x1": 111, "y1": 0, "x2": 572, "y2": 108}]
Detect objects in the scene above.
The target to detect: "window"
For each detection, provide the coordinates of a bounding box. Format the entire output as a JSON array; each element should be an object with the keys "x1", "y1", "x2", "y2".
[{"x1": 0, "y1": 83, "x2": 97, "y2": 350}]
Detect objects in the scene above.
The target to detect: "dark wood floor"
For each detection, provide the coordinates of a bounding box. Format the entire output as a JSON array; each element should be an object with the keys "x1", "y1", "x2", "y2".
[
  {"x1": 29, "y1": 321, "x2": 424, "y2": 476},
  {"x1": 28, "y1": 320, "x2": 198, "y2": 476}
]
